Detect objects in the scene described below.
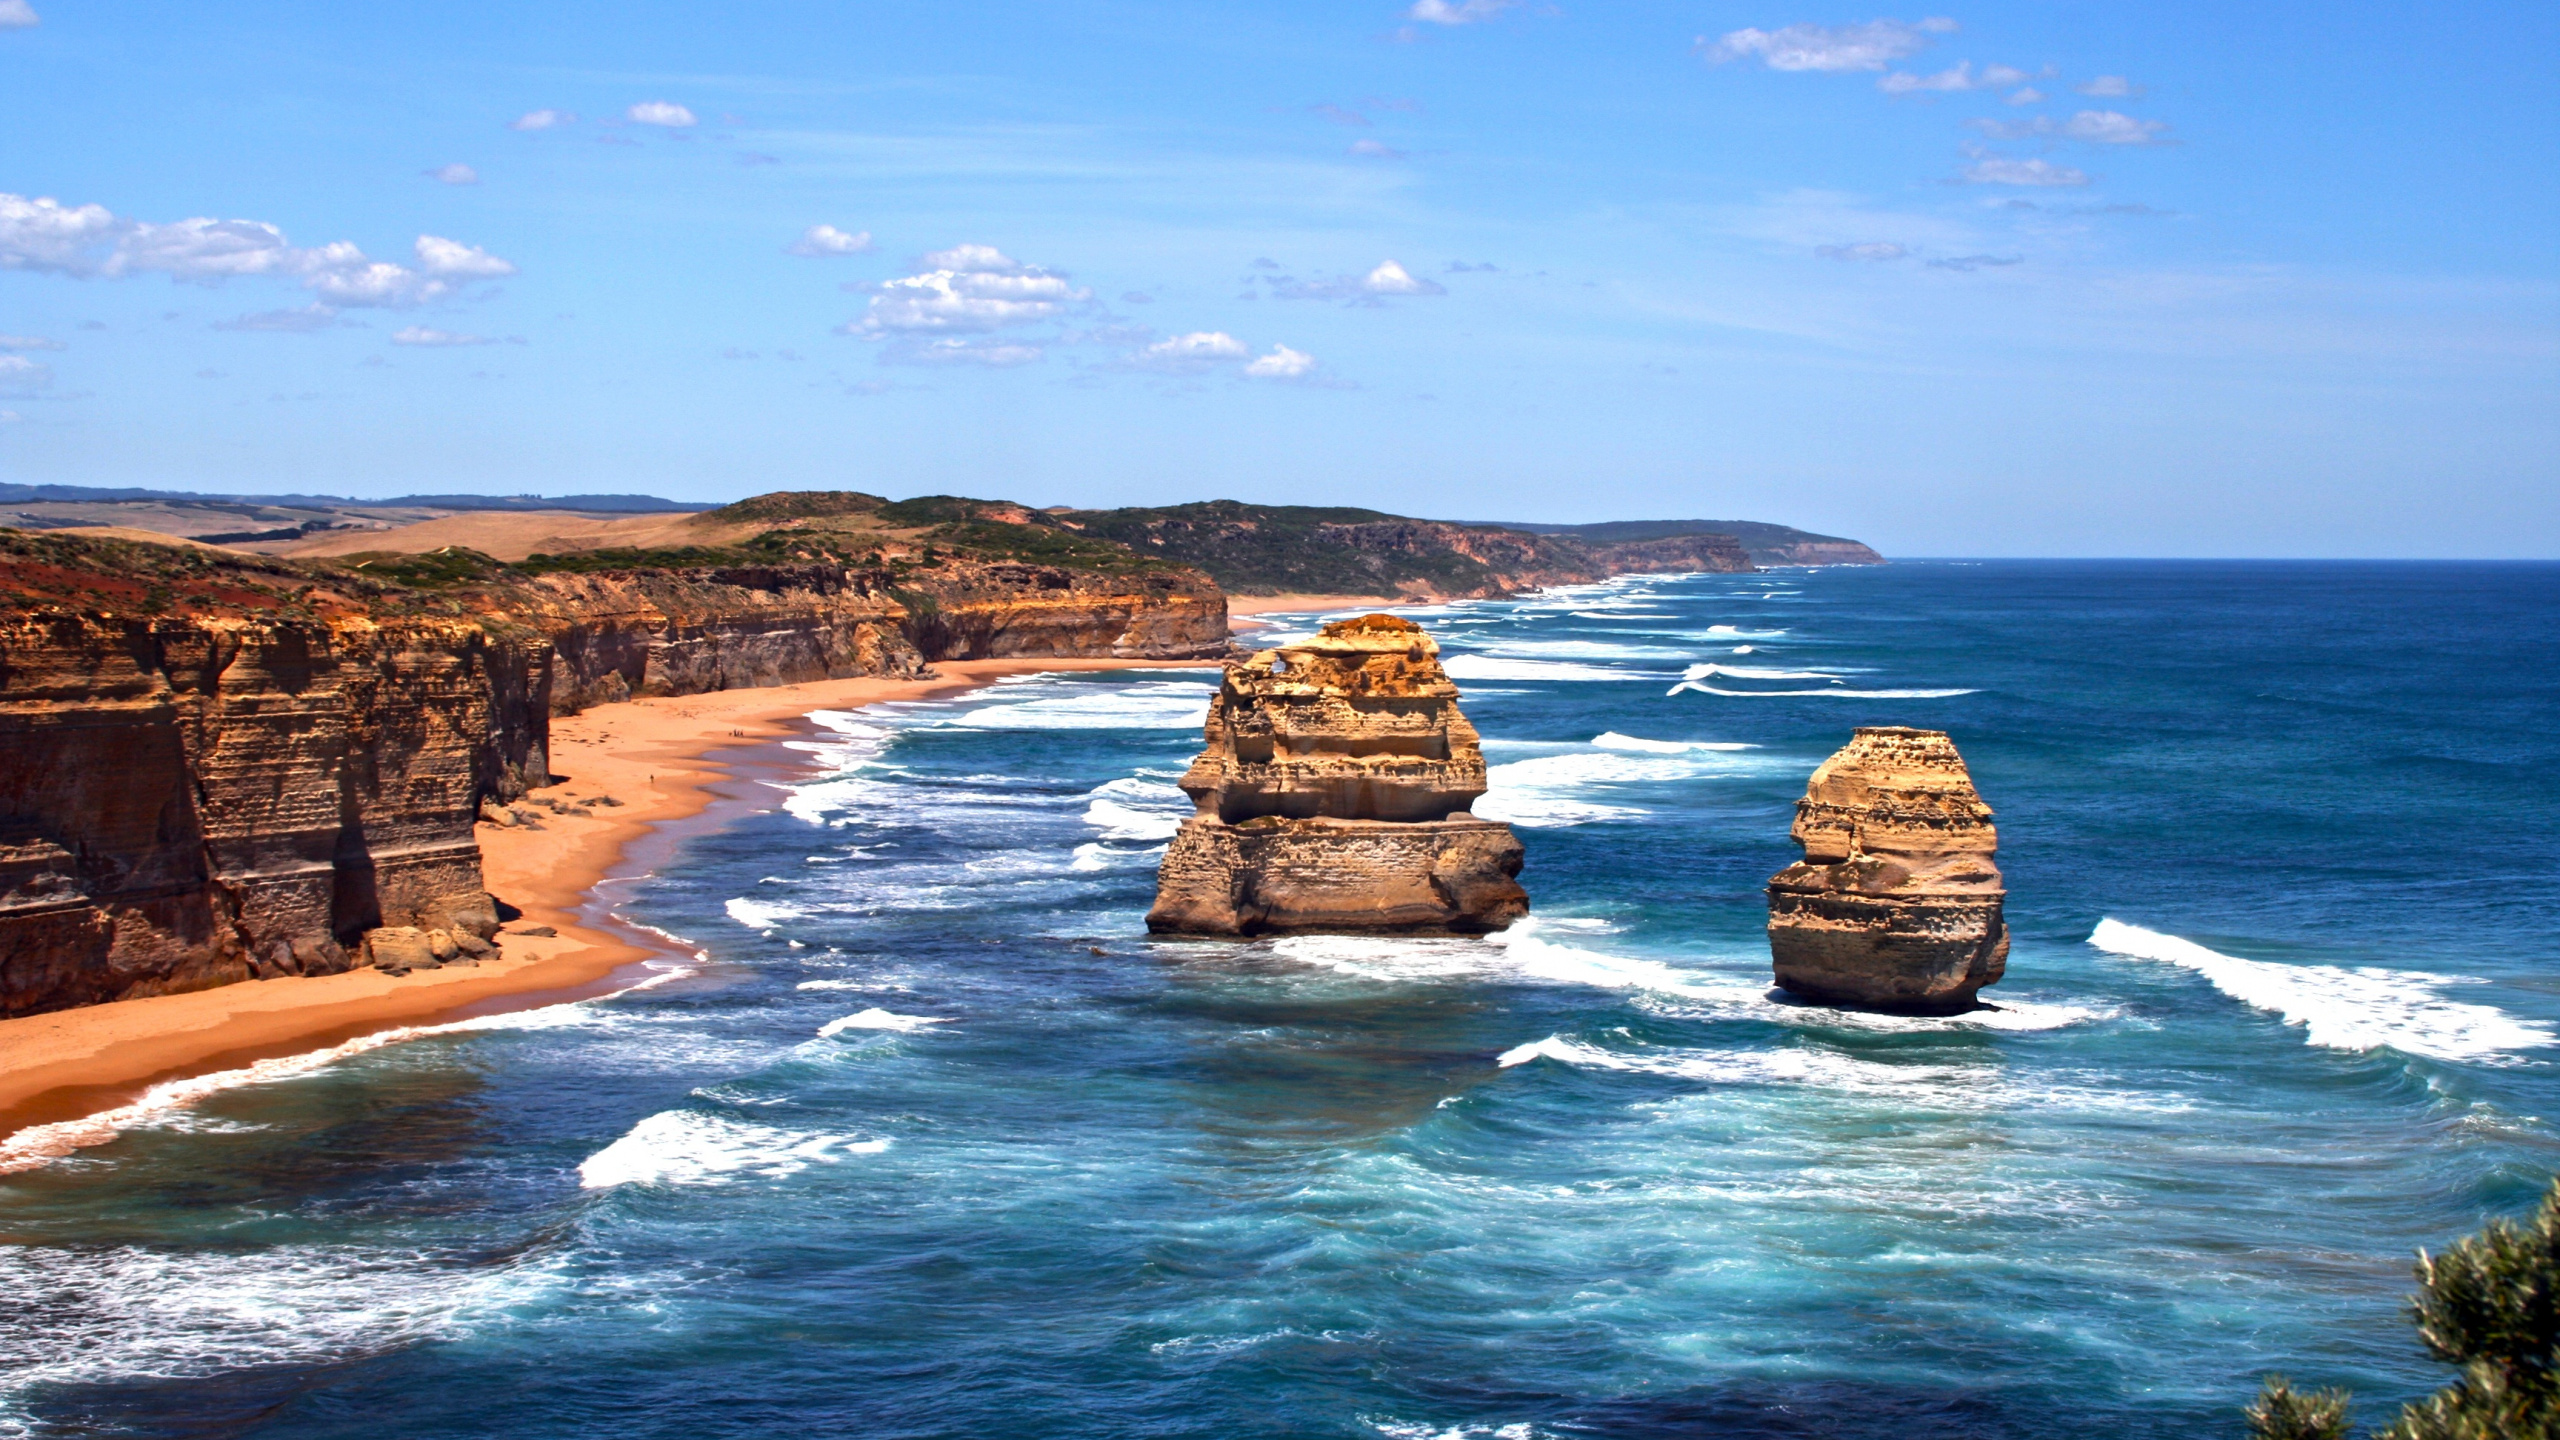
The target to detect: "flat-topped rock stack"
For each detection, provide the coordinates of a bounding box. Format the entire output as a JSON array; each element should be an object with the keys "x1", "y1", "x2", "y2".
[
  {"x1": 1147, "y1": 614, "x2": 1527, "y2": 935},
  {"x1": 1767, "y1": 727, "x2": 2007, "y2": 1013}
]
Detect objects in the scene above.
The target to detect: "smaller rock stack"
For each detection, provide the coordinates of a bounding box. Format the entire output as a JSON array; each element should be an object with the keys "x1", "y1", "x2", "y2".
[
  {"x1": 1767, "y1": 727, "x2": 2007, "y2": 1013},
  {"x1": 1147, "y1": 614, "x2": 1527, "y2": 935}
]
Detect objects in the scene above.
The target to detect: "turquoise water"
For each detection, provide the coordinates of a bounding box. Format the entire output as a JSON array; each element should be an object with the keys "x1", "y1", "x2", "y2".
[{"x1": 5, "y1": 560, "x2": 2558, "y2": 1438}]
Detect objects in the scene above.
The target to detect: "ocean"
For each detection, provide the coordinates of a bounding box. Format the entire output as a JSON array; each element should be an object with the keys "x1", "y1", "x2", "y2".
[{"x1": 4, "y1": 560, "x2": 2557, "y2": 1439}]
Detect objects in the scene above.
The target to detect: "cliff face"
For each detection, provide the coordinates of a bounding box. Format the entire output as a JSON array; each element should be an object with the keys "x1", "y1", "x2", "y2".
[
  {"x1": 1150, "y1": 615, "x2": 1526, "y2": 935},
  {"x1": 1766, "y1": 727, "x2": 2007, "y2": 1014},
  {"x1": 0, "y1": 525, "x2": 1230, "y2": 1017},
  {"x1": 1585, "y1": 533, "x2": 1755, "y2": 575},
  {"x1": 0, "y1": 607, "x2": 548, "y2": 1015}
]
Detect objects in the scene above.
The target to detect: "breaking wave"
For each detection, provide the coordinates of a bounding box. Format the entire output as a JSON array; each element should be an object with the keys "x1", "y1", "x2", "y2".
[
  {"x1": 817, "y1": 1008, "x2": 951, "y2": 1037},
  {"x1": 2087, "y1": 919, "x2": 2554, "y2": 1063},
  {"x1": 577, "y1": 1109, "x2": 888, "y2": 1189}
]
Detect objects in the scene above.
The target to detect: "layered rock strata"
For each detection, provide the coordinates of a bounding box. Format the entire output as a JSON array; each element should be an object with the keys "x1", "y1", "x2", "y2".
[
  {"x1": 1148, "y1": 614, "x2": 1526, "y2": 935},
  {"x1": 0, "y1": 610, "x2": 548, "y2": 1015},
  {"x1": 1766, "y1": 727, "x2": 2007, "y2": 1014}
]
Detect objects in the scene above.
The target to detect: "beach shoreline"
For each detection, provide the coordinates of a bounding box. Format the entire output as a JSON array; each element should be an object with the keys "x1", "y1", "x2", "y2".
[{"x1": 0, "y1": 657, "x2": 1216, "y2": 1157}]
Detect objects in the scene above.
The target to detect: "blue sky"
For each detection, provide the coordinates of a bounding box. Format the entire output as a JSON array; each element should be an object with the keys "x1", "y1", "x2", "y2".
[{"x1": 2, "y1": 1, "x2": 2554, "y2": 555}]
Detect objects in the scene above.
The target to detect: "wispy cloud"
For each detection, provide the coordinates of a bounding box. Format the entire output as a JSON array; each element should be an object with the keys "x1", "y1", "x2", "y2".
[
  {"x1": 425, "y1": 163, "x2": 479, "y2": 185},
  {"x1": 0, "y1": 333, "x2": 64, "y2": 350},
  {"x1": 626, "y1": 101, "x2": 697, "y2": 128},
  {"x1": 1406, "y1": 0, "x2": 1517, "y2": 26},
  {"x1": 0, "y1": 354, "x2": 53, "y2": 393},
  {"x1": 787, "y1": 224, "x2": 874, "y2": 257},
  {"x1": 1816, "y1": 242, "x2": 1908, "y2": 261},
  {"x1": 213, "y1": 304, "x2": 351, "y2": 333},
  {"x1": 1244, "y1": 344, "x2": 1320, "y2": 379},
  {"x1": 391, "y1": 326, "x2": 497, "y2": 346},
  {"x1": 1269, "y1": 258, "x2": 1446, "y2": 302},
  {"x1": 0, "y1": 2, "x2": 37, "y2": 29},
  {"x1": 879, "y1": 337, "x2": 1044, "y2": 367},
  {"x1": 1967, "y1": 110, "x2": 2169, "y2": 145},
  {"x1": 1929, "y1": 253, "x2": 2024, "y2": 271},
  {"x1": 2077, "y1": 75, "x2": 2144, "y2": 98},
  {"x1": 1704, "y1": 17, "x2": 1957, "y2": 73},
  {"x1": 509, "y1": 109, "x2": 574, "y2": 131},
  {"x1": 1957, "y1": 157, "x2": 2090, "y2": 187},
  {"x1": 1348, "y1": 138, "x2": 1406, "y2": 159},
  {"x1": 1126, "y1": 330, "x2": 1251, "y2": 373}
]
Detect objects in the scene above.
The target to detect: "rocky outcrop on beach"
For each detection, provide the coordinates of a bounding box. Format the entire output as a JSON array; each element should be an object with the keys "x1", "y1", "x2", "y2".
[
  {"x1": 1766, "y1": 727, "x2": 2007, "y2": 1014},
  {"x1": 1148, "y1": 614, "x2": 1527, "y2": 934},
  {"x1": 0, "y1": 534, "x2": 552, "y2": 1014}
]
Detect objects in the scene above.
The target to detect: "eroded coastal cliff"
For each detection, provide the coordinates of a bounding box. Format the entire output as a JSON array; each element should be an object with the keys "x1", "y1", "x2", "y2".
[{"x1": 0, "y1": 513, "x2": 1225, "y2": 1016}]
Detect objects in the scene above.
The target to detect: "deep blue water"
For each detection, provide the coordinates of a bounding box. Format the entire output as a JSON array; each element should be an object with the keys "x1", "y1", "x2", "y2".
[{"x1": 5, "y1": 560, "x2": 2559, "y2": 1439}]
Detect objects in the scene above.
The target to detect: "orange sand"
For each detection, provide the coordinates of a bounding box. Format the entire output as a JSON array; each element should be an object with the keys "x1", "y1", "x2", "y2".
[{"x1": 0, "y1": 658, "x2": 1214, "y2": 1146}]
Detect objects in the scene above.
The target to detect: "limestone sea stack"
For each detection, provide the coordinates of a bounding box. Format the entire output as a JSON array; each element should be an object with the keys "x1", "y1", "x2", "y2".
[
  {"x1": 1766, "y1": 727, "x2": 2007, "y2": 1013},
  {"x1": 1147, "y1": 615, "x2": 1527, "y2": 935}
]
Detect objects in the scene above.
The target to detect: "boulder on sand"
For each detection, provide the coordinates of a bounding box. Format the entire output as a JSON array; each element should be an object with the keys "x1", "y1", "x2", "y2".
[{"x1": 1766, "y1": 727, "x2": 2007, "y2": 1014}]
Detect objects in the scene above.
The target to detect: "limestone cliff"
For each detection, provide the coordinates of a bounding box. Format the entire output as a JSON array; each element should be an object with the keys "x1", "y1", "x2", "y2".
[
  {"x1": 0, "y1": 533, "x2": 550, "y2": 1015},
  {"x1": 1149, "y1": 615, "x2": 1526, "y2": 935},
  {"x1": 1766, "y1": 727, "x2": 2007, "y2": 1014}
]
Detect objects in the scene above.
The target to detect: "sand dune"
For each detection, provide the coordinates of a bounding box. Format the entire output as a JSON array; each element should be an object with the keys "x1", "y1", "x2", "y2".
[{"x1": 284, "y1": 508, "x2": 714, "y2": 561}]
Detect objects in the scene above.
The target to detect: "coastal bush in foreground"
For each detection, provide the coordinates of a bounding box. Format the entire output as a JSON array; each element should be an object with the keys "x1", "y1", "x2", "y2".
[{"x1": 2248, "y1": 1180, "x2": 2560, "y2": 1439}]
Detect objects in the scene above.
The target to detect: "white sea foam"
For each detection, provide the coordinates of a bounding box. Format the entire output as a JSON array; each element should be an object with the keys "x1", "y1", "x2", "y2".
[
  {"x1": 1675, "y1": 662, "x2": 1854, "y2": 682},
  {"x1": 2087, "y1": 919, "x2": 2555, "y2": 1063},
  {"x1": 0, "y1": 1242, "x2": 571, "y2": 1426},
  {"x1": 1083, "y1": 798, "x2": 1184, "y2": 841},
  {"x1": 725, "y1": 896, "x2": 804, "y2": 929},
  {"x1": 1439, "y1": 655, "x2": 1654, "y2": 683},
  {"x1": 1590, "y1": 731, "x2": 1753, "y2": 754},
  {"x1": 0, "y1": 983, "x2": 669, "y2": 1176},
  {"x1": 576, "y1": 1108, "x2": 888, "y2": 1189},
  {"x1": 818, "y1": 1008, "x2": 951, "y2": 1037},
  {"x1": 1480, "y1": 639, "x2": 1694, "y2": 661},
  {"x1": 951, "y1": 682, "x2": 1212, "y2": 731},
  {"x1": 1670, "y1": 683, "x2": 1978, "y2": 699}
]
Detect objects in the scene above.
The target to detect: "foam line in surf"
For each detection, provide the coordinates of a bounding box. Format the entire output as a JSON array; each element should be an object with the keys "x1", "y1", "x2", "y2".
[
  {"x1": 576, "y1": 1108, "x2": 888, "y2": 1189},
  {"x1": 2087, "y1": 919, "x2": 2555, "y2": 1063},
  {"x1": 817, "y1": 1008, "x2": 951, "y2": 1037}
]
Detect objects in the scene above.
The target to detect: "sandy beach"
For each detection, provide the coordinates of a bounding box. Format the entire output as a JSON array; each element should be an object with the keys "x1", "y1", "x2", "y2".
[{"x1": 0, "y1": 657, "x2": 1213, "y2": 1161}]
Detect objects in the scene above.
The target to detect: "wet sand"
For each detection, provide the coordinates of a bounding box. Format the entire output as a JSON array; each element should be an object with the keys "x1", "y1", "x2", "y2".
[{"x1": 0, "y1": 658, "x2": 1213, "y2": 1160}]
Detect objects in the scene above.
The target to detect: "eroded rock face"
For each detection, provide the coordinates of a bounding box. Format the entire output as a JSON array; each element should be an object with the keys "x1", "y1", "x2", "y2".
[
  {"x1": 1766, "y1": 726, "x2": 2007, "y2": 1014},
  {"x1": 0, "y1": 612, "x2": 542, "y2": 1015},
  {"x1": 1148, "y1": 614, "x2": 1526, "y2": 935}
]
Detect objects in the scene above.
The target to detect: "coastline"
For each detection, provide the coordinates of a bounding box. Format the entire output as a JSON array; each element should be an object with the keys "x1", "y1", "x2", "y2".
[{"x1": 0, "y1": 657, "x2": 1215, "y2": 1162}]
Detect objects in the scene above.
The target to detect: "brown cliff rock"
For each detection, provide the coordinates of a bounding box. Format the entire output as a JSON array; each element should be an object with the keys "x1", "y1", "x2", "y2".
[
  {"x1": 1766, "y1": 727, "x2": 2007, "y2": 1013},
  {"x1": 1148, "y1": 614, "x2": 1526, "y2": 935}
]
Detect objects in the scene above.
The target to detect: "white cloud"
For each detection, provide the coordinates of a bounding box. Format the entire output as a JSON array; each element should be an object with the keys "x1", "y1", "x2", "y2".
[
  {"x1": 509, "y1": 109, "x2": 573, "y2": 131},
  {"x1": 787, "y1": 224, "x2": 874, "y2": 257},
  {"x1": 1407, "y1": 0, "x2": 1516, "y2": 24},
  {"x1": 1816, "y1": 242, "x2": 1908, "y2": 261},
  {"x1": 626, "y1": 101, "x2": 697, "y2": 128},
  {"x1": 0, "y1": 333, "x2": 64, "y2": 350},
  {"x1": 1979, "y1": 64, "x2": 2030, "y2": 86},
  {"x1": 0, "y1": 410, "x2": 23, "y2": 424},
  {"x1": 1132, "y1": 331, "x2": 1251, "y2": 372},
  {"x1": 2064, "y1": 109, "x2": 2171, "y2": 145},
  {"x1": 848, "y1": 245, "x2": 1090, "y2": 336},
  {"x1": 0, "y1": 353, "x2": 52, "y2": 392},
  {"x1": 0, "y1": 1, "x2": 36, "y2": 29},
  {"x1": 426, "y1": 163, "x2": 479, "y2": 185},
  {"x1": 1705, "y1": 17, "x2": 1956, "y2": 73},
  {"x1": 391, "y1": 326, "x2": 495, "y2": 346},
  {"x1": 1266, "y1": 257, "x2": 1448, "y2": 302},
  {"x1": 1362, "y1": 259, "x2": 1444, "y2": 295},
  {"x1": 882, "y1": 337, "x2": 1044, "y2": 367},
  {"x1": 0, "y1": 193, "x2": 515, "y2": 307},
  {"x1": 1879, "y1": 61, "x2": 1976, "y2": 94},
  {"x1": 1244, "y1": 344, "x2": 1318, "y2": 379},
  {"x1": 2007, "y1": 87, "x2": 2045, "y2": 105},
  {"x1": 1958, "y1": 157, "x2": 2091, "y2": 186},
  {"x1": 1348, "y1": 138, "x2": 1406, "y2": 159},
  {"x1": 2077, "y1": 75, "x2": 2143, "y2": 98},
  {"x1": 414, "y1": 235, "x2": 517, "y2": 278}
]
